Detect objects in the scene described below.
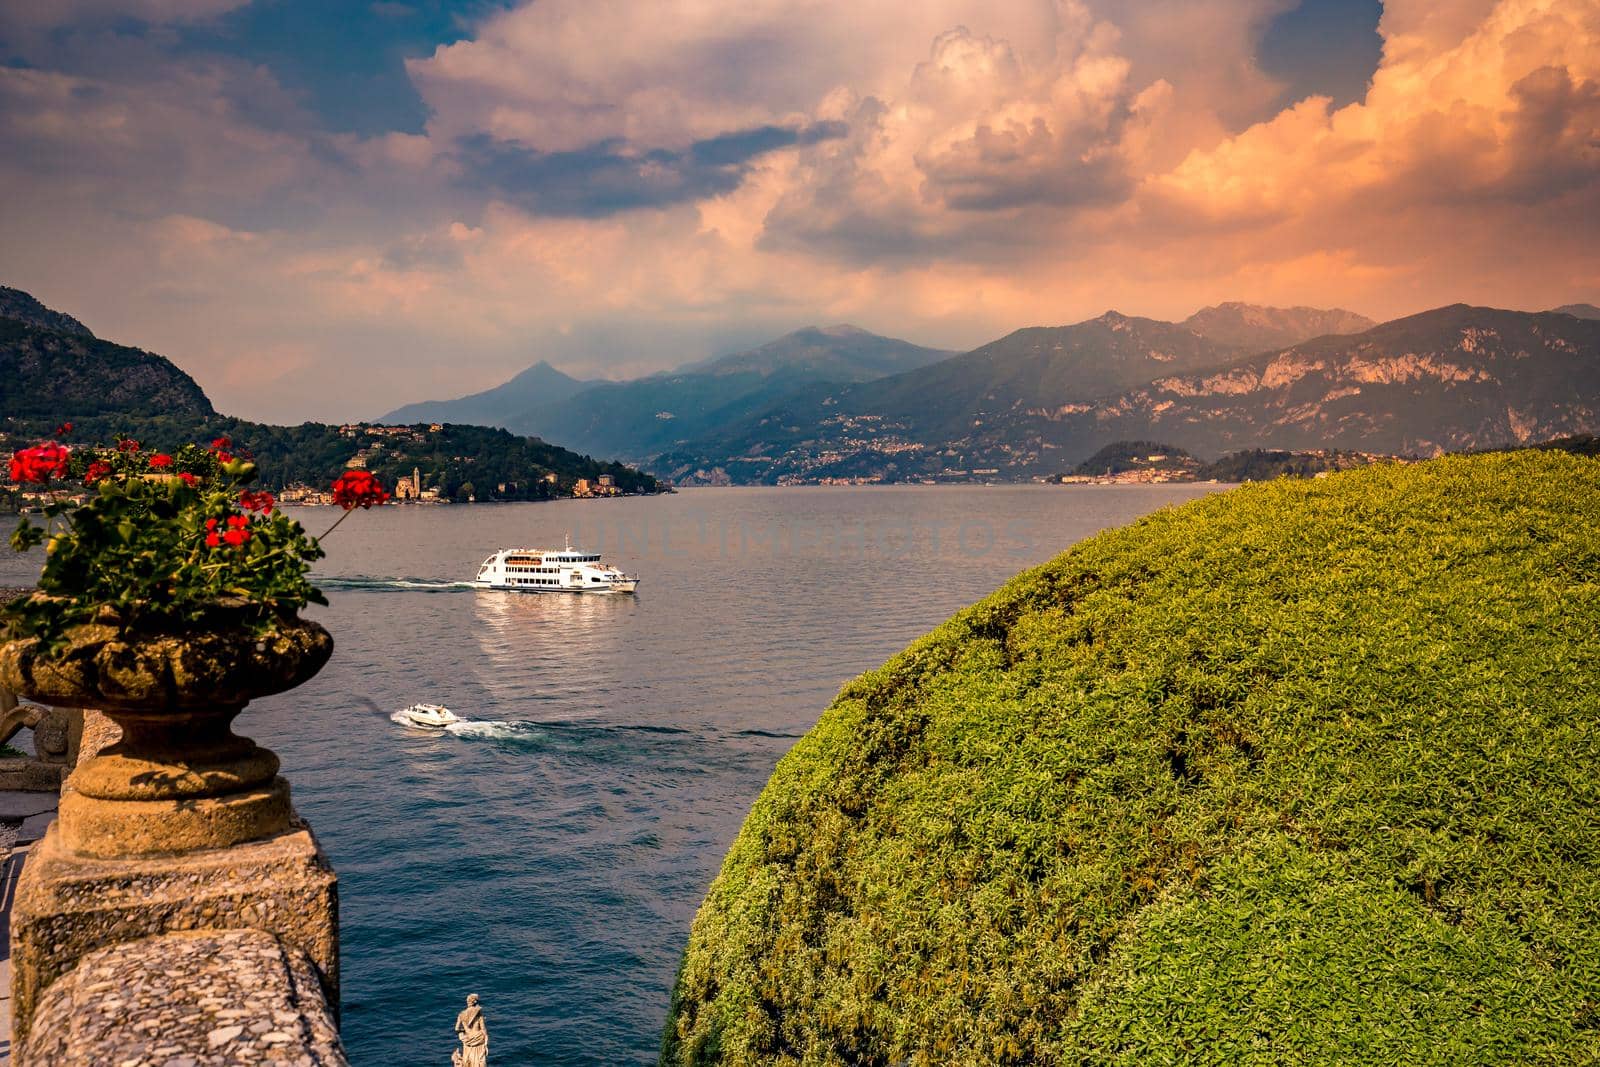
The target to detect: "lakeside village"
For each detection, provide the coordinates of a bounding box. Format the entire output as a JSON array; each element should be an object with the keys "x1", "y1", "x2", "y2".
[
  {"x1": 274, "y1": 468, "x2": 625, "y2": 505},
  {"x1": 769, "y1": 446, "x2": 1413, "y2": 486},
  {"x1": 288, "y1": 424, "x2": 638, "y2": 504}
]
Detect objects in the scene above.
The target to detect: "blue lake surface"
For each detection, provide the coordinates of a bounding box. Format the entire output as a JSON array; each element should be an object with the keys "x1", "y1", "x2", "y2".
[{"x1": 1, "y1": 484, "x2": 1225, "y2": 1064}]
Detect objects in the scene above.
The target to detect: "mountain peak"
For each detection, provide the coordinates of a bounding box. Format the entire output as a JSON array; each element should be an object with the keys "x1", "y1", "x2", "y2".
[
  {"x1": 1182, "y1": 302, "x2": 1376, "y2": 351},
  {"x1": 0, "y1": 286, "x2": 94, "y2": 338},
  {"x1": 378, "y1": 358, "x2": 591, "y2": 425},
  {"x1": 1552, "y1": 303, "x2": 1600, "y2": 320},
  {"x1": 689, "y1": 324, "x2": 952, "y2": 379}
]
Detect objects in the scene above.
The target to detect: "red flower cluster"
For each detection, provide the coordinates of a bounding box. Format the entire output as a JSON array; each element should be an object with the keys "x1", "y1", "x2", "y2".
[
  {"x1": 9, "y1": 443, "x2": 70, "y2": 484},
  {"x1": 209, "y1": 436, "x2": 235, "y2": 464},
  {"x1": 179, "y1": 472, "x2": 199, "y2": 488},
  {"x1": 54, "y1": 422, "x2": 72, "y2": 438},
  {"x1": 204, "y1": 515, "x2": 252, "y2": 549},
  {"x1": 148, "y1": 454, "x2": 173, "y2": 470},
  {"x1": 116, "y1": 438, "x2": 140, "y2": 453},
  {"x1": 85, "y1": 460, "x2": 112, "y2": 483},
  {"x1": 239, "y1": 489, "x2": 275, "y2": 513},
  {"x1": 330, "y1": 470, "x2": 389, "y2": 510}
]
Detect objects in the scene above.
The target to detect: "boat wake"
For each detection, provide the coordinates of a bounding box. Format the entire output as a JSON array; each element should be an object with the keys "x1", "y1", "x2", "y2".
[
  {"x1": 441, "y1": 719, "x2": 547, "y2": 741},
  {"x1": 317, "y1": 575, "x2": 476, "y2": 593},
  {"x1": 388, "y1": 710, "x2": 546, "y2": 740}
]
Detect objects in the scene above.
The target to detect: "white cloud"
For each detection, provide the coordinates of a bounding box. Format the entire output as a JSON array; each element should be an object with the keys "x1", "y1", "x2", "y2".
[{"x1": 0, "y1": 0, "x2": 1595, "y2": 425}]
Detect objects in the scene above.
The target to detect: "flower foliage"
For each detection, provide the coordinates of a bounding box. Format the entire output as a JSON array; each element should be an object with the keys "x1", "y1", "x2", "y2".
[{"x1": 5, "y1": 435, "x2": 389, "y2": 650}]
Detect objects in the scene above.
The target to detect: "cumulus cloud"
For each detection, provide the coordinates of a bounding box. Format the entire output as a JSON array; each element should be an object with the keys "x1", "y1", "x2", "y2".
[
  {"x1": 453, "y1": 121, "x2": 848, "y2": 217},
  {"x1": 1144, "y1": 0, "x2": 1600, "y2": 245},
  {"x1": 0, "y1": 0, "x2": 1595, "y2": 423}
]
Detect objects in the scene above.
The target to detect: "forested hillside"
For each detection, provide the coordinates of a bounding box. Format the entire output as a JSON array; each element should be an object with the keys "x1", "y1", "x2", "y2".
[{"x1": 0, "y1": 287, "x2": 661, "y2": 499}]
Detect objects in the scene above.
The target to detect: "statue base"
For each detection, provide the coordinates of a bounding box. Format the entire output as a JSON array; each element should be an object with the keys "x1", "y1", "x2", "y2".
[{"x1": 9, "y1": 816, "x2": 338, "y2": 1047}]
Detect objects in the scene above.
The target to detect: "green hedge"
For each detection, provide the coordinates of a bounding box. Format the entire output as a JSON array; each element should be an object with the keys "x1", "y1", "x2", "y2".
[{"x1": 663, "y1": 451, "x2": 1600, "y2": 1065}]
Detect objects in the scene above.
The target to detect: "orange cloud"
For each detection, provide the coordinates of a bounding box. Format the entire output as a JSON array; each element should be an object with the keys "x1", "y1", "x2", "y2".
[{"x1": 0, "y1": 0, "x2": 1593, "y2": 423}]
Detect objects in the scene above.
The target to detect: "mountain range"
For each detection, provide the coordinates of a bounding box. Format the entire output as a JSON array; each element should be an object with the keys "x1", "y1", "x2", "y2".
[
  {"x1": 1177, "y1": 302, "x2": 1375, "y2": 350},
  {"x1": 647, "y1": 303, "x2": 1600, "y2": 483},
  {"x1": 377, "y1": 306, "x2": 1376, "y2": 465},
  {"x1": 8, "y1": 282, "x2": 1596, "y2": 487},
  {"x1": 379, "y1": 324, "x2": 953, "y2": 462},
  {"x1": 381, "y1": 360, "x2": 594, "y2": 428},
  {"x1": 1059, "y1": 304, "x2": 1600, "y2": 459}
]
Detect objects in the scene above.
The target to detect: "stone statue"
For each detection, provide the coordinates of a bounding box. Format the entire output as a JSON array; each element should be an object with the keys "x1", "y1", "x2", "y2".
[{"x1": 454, "y1": 993, "x2": 488, "y2": 1066}]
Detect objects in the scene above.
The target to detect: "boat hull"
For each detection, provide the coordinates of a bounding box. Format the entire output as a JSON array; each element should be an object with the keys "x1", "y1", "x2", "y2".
[{"x1": 472, "y1": 582, "x2": 638, "y2": 594}]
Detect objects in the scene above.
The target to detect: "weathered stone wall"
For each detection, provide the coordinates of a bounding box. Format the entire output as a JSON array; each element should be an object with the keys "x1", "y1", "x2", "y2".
[
  {"x1": 18, "y1": 928, "x2": 347, "y2": 1065},
  {"x1": 11, "y1": 819, "x2": 340, "y2": 1045}
]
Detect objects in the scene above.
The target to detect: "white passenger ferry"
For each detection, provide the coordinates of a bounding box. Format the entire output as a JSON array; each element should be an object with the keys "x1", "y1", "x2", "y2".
[{"x1": 471, "y1": 541, "x2": 640, "y2": 594}]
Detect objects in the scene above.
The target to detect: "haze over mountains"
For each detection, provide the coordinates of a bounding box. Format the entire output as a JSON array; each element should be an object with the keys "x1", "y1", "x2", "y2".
[
  {"x1": 1178, "y1": 303, "x2": 1375, "y2": 350},
  {"x1": 381, "y1": 360, "x2": 595, "y2": 429},
  {"x1": 378, "y1": 325, "x2": 953, "y2": 461}
]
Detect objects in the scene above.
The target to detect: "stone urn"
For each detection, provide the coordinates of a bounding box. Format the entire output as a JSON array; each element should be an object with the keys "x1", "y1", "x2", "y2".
[{"x1": 0, "y1": 599, "x2": 332, "y2": 859}]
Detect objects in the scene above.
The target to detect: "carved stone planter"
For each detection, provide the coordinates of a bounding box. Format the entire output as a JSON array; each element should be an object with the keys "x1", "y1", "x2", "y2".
[{"x1": 0, "y1": 600, "x2": 332, "y2": 859}]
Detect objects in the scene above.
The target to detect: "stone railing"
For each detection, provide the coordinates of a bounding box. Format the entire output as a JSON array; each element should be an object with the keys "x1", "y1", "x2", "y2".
[
  {"x1": 2, "y1": 600, "x2": 349, "y2": 1066},
  {"x1": 22, "y1": 929, "x2": 344, "y2": 1065}
]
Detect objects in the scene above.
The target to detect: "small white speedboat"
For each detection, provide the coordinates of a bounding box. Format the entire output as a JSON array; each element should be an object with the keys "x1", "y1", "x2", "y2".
[{"x1": 394, "y1": 703, "x2": 461, "y2": 729}]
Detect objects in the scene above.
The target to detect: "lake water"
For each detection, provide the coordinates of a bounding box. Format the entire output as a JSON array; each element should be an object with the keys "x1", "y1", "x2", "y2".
[{"x1": 0, "y1": 484, "x2": 1225, "y2": 1064}]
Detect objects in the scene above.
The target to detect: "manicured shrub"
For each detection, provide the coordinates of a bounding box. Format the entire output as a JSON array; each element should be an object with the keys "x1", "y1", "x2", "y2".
[{"x1": 663, "y1": 452, "x2": 1600, "y2": 1065}]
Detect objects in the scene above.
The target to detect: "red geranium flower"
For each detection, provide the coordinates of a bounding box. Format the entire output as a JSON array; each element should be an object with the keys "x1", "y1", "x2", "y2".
[
  {"x1": 84, "y1": 460, "x2": 111, "y2": 483},
  {"x1": 330, "y1": 470, "x2": 390, "y2": 511},
  {"x1": 54, "y1": 422, "x2": 72, "y2": 438},
  {"x1": 210, "y1": 436, "x2": 232, "y2": 452},
  {"x1": 239, "y1": 489, "x2": 275, "y2": 513},
  {"x1": 179, "y1": 472, "x2": 199, "y2": 487},
  {"x1": 207, "y1": 514, "x2": 252, "y2": 548},
  {"x1": 9, "y1": 442, "x2": 70, "y2": 484},
  {"x1": 148, "y1": 454, "x2": 173, "y2": 469},
  {"x1": 117, "y1": 438, "x2": 140, "y2": 453}
]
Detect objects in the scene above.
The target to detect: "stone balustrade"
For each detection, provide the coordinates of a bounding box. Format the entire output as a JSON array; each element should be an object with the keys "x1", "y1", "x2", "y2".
[
  {"x1": 1, "y1": 588, "x2": 348, "y2": 1066},
  {"x1": 18, "y1": 929, "x2": 345, "y2": 1065}
]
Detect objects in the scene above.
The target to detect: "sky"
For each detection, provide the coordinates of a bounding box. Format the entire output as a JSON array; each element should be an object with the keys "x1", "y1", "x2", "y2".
[{"x1": 0, "y1": 0, "x2": 1595, "y2": 423}]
